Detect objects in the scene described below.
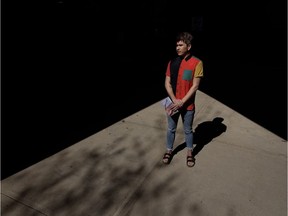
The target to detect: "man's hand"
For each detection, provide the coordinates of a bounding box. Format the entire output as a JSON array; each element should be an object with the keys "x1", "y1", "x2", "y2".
[{"x1": 173, "y1": 99, "x2": 184, "y2": 109}]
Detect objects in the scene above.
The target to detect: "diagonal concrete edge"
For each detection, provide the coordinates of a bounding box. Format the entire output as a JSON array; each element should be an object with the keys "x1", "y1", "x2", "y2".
[{"x1": 1, "y1": 91, "x2": 287, "y2": 216}]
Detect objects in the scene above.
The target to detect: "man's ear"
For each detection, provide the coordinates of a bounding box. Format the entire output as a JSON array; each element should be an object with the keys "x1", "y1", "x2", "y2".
[{"x1": 188, "y1": 44, "x2": 192, "y2": 51}]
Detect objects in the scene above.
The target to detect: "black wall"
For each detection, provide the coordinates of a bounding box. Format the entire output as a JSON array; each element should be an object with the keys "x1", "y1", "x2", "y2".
[{"x1": 2, "y1": 0, "x2": 287, "y2": 179}]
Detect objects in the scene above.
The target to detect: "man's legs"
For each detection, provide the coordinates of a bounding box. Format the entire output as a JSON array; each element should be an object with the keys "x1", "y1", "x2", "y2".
[
  {"x1": 182, "y1": 109, "x2": 195, "y2": 167},
  {"x1": 166, "y1": 112, "x2": 180, "y2": 151},
  {"x1": 163, "y1": 113, "x2": 179, "y2": 164}
]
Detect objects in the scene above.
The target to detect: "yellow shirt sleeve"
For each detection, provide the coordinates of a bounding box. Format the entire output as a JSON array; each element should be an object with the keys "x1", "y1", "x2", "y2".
[{"x1": 195, "y1": 61, "x2": 204, "y2": 77}]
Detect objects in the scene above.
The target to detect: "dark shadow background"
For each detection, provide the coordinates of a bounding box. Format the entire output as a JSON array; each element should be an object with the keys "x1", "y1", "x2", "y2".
[{"x1": 1, "y1": 0, "x2": 287, "y2": 179}]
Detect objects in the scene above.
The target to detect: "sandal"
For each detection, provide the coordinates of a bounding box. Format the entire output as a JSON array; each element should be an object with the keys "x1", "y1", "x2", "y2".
[
  {"x1": 162, "y1": 152, "x2": 172, "y2": 164},
  {"x1": 186, "y1": 155, "x2": 195, "y2": 167}
]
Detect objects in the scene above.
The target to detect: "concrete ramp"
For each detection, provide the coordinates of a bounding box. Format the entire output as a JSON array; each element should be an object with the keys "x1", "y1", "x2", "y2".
[{"x1": 1, "y1": 91, "x2": 287, "y2": 216}]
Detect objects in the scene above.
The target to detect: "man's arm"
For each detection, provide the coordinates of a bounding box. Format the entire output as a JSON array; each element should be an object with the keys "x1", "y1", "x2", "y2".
[
  {"x1": 165, "y1": 76, "x2": 177, "y2": 102},
  {"x1": 164, "y1": 75, "x2": 179, "y2": 113},
  {"x1": 181, "y1": 77, "x2": 201, "y2": 104},
  {"x1": 165, "y1": 72, "x2": 201, "y2": 109}
]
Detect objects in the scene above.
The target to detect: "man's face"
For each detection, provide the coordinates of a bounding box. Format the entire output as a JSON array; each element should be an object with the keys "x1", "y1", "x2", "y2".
[{"x1": 176, "y1": 40, "x2": 191, "y2": 57}]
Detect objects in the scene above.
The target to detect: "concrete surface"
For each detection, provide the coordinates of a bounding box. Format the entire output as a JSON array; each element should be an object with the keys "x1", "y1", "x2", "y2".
[{"x1": 1, "y1": 90, "x2": 287, "y2": 216}]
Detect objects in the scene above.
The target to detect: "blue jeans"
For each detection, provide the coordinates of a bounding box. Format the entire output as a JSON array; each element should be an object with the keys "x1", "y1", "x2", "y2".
[{"x1": 166, "y1": 109, "x2": 195, "y2": 151}]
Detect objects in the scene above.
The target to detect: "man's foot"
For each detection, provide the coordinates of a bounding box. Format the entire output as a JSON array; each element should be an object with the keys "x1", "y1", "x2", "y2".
[
  {"x1": 162, "y1": 152, "x2": 172, "y2": 164},
  {"x1": 186, "y1": 155, "x2": 195, "y2": 167}
]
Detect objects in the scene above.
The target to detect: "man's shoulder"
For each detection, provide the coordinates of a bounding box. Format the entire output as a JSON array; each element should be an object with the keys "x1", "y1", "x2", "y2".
[
  {"x1": 170, "y1": 56, "x2": 182, "y2": 65},
  {"x1": 171, "y1": 56, "x2": 182, "y2": 62},
  {"x1": 190, "y1": 55, "x2": 202, "y2": 62}
]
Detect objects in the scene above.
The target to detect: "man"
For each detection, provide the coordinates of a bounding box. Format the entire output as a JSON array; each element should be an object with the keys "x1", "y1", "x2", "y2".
[{"x1": 162, "y1": 31, "x2": 204, "y2": 167}]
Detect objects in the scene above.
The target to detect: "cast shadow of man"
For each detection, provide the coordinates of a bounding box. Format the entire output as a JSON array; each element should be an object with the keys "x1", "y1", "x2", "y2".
[{"x1": 173, "y1": 117, "x2": 227, "y2": 157}]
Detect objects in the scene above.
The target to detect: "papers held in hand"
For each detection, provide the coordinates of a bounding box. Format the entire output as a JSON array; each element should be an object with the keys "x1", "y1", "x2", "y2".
[{"x1": 161, "y1": 97, "x2": 179, "y2": 116}]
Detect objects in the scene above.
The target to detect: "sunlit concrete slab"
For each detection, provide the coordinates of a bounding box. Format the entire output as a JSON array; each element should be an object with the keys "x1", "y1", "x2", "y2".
[{"x1": 1, "y1": 90, "x2": 287, "y2": 216}]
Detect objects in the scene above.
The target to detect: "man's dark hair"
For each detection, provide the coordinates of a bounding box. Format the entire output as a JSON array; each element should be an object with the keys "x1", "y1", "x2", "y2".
[{"x1": 176, "y1": 32, "x2": 193, "y2": 46}]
